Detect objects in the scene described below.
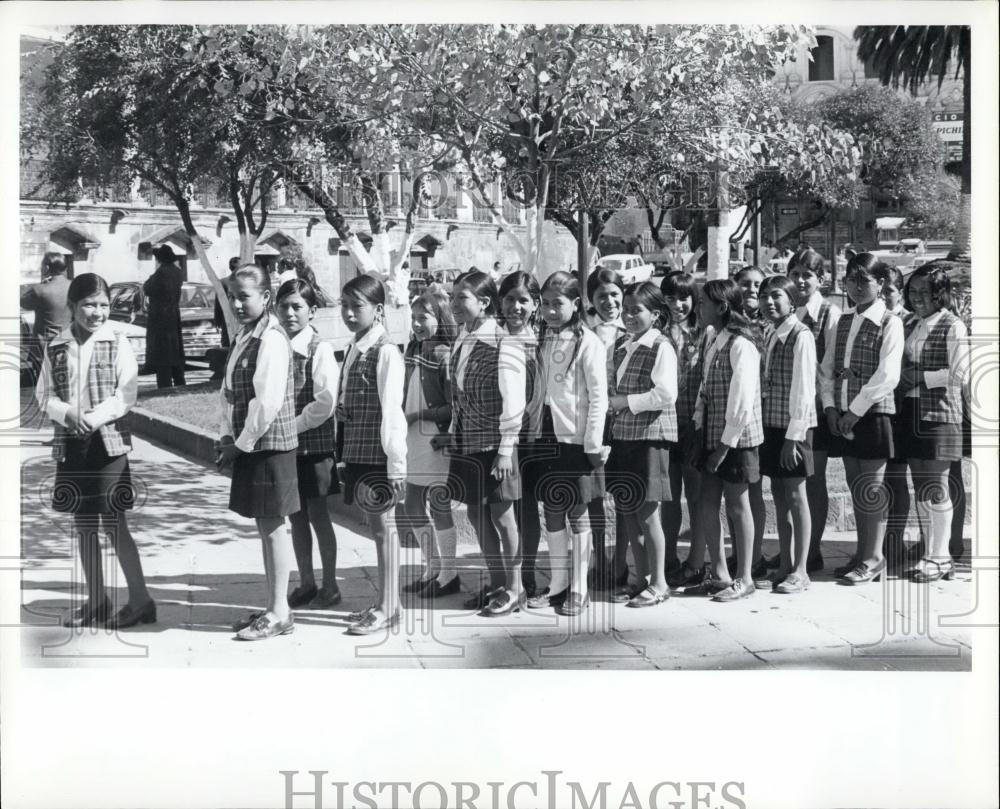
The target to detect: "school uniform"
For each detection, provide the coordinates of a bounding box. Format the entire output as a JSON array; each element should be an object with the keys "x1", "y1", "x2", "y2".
[
  {"x1": 499, "y1": 325, "x2": 546, "y2": 505},
  {"x1": 447, "y1": 318, "x2": 524, "y2": 505},
  {"x1": 290, "y1": 325, "x2": 340, "y2": 500},
  {"x1": 759, "y1": 316, "x2": 817, "y2": 479},
  {"x1": 887, "y1": 306, "x2": 913, "y2": 464},
  {"x1": 693, "y1": 329, "x2": 763, "y2": 484},
  {"x1": 666, "y1": 321, "x2": 711, "y2": 463},
  {"x1": 403, "y1": 337, "x2": 452, "y2": 488},
  {"x1": 37, "y1": 322, "x2": 138, "y2": 514},
  {"x1": 819, "y1": 298, "x2": 904, "y2": 460},
  {"x1": 221, "y1": 314, "x2": 300, "y2": 518},
  {"x1": 796, "y1": 293, "x2": 841, "y2": 454},
  {"x1": 535, "y1": 325, "x2": 608, "y2": 510},
  {"x1": 900, "y1": 310, "x2": 968, "y2": 461},
  {"x1": 608, "y1": 329, "x2": 678, "y2": 510},
  {"x1": 336, "y1": 323, "x2": 407, "y2": 513}
]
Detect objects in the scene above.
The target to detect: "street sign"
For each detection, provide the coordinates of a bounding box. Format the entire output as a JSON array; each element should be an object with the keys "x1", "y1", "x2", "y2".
[{"x1": 780, "y1": 207, "x2": 798, "y2": 215}]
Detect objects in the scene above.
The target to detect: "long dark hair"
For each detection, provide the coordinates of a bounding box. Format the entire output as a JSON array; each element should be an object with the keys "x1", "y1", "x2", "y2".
[
  {"x1": 539, "y1": 271, "x2": 586, "y2": 369},
  {"x1": 342, "y1": 273, "x2": 386, "y2": 307},
  {"x1": 623, "y1": 281, "x2": 668, "y2": 332},
  {"x1": 904, "y1": 261, "x2": 956, "y2": 316},
  {"x1": 412, "y1": 288, "x2": 458, "y2": 345},
  {"x1": 276, "y1": 278, "x2": 319, "y2": 308},
  {"x1": 701, "y1": 278, "x2": 759, "y2": 348},
  {"x1": 660, "y1": 271, "x2": 698, "y2": 328},
  {"x1": 453, "y1": 270, "x2": 500, "y2": 318},
  {"x1": 497, "y1": 270, "x2": 540, "y2": 332}
]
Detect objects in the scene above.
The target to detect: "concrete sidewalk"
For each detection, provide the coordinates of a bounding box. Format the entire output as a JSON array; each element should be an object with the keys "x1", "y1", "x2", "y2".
[{"x1": 18, "y1": 432, "x2": 976, "y2": 670}]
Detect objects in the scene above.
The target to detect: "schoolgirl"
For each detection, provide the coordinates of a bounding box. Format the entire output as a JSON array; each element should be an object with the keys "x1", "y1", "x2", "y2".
[
  {"x1": 37, "y1": 272, "x2": 154, "y2": 630},
  {"x1": 399, "y1": 288, "x2": 461, "y2": 599},
  {"x1": 498, "y1": 271, "x2": 545, "y2": 597},
  {"x1": 607, "y1": 282, "x2": 677, "y2": 608},
  {"x1": 527, "y1": 271, "x2": 608, "y2": 616},
  {"x1": 899, "y1": 262, "x2": 968, "y2": 581},
  {"x1": 691, "y1": 279, "x2": 763, "y2": 602},
  {"x1": 447, "y1": 270, "x2": 526, "y2": 616},
  {"x1": 333, "y1": 275, "x2": 407, "y2": 633},
  {"x1": 819, "y1": 253, "x2": 904, "y2": 584},
  {"x1": 734, "y1": 266, "x2": 769, "y2": 582},
  {"x1": 585, "y1": 267, "x2": 628, "y2": 588},
  {"x1": 788, "y1": 248, "x2": 841, "y2": 573},
  {"x1": 758, "y1": 275, "x2": 817, "y2": 593},
  {"x1": 219, "y1": 264, "x2": 300, "y2": 641},
  {"x1": 660, "y1": 271, "x2": 711, "y2": 590},
  {"x1": 275, "y1": 279, "x2": 342, "y2": 610}
]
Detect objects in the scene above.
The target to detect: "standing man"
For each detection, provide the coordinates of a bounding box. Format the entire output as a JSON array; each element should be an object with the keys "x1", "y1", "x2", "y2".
[
  {"x1": 20, "y1": 253, "x2": 72, "y2": 382},
  {"x1": 144, "y1": 245, "x2": 186, "y2": 388}
]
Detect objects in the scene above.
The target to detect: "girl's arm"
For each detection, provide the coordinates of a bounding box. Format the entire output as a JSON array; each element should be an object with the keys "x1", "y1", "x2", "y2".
[
  {"x1": 376, "y1": 344, "x2": 407, "y2": 480},
  {"x1": 580, "y1": 334, "x2": 609, "y2": 455},
  {"x1": 720, "y1": 337, "x2": 760, "y2": 447},
  {"x1": 818, "y1": 324, "x2": 838, "y2": 412},
  {"x1": 35, "y1": 349, "x2": 70, "y2": 427},
  {"x1": 431, "y1": 344, "x2": 453, "y2": 427},
  {"x1": 848, "y1": 315, "x2": 903, "y2": 417},
  {"x1": 235, "y1": 330, "x2": 291, "y2": 453},
  {"x1": 785, "y1": 329, "x2": 817, "y2": 441},
  {"x1": 496, "y1": 336, "x2": 526, "y2": 457},
  {"x1": 626, "y1": 339, "x2": 677, "y2": 413},
  {"x1": 84, "y1": 332, "x2": 139, "y2": 430},
  {"x1": 821, "y1": 303, "x2": 841, "y2": 361},
  {"x1": 923, "y1": 318, "x2": 969, "y2": 391},
  {"x1": 296, "y1": 341, "x2": 339, "y2": 435}
]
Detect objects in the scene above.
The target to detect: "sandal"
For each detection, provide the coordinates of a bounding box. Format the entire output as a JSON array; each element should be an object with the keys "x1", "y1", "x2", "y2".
[
  {"x1": 346, "y1": 604, "x2": 377, "y2": 622},
  {"x1": 909, "y1": 558, "x2": 955, "y2": 583},
  {"x1": 773, "y1": 572, "x2": 811, "y2": 594},
  {"x1": 231, "y1": 610, "x2": 265, "y2": 632},
  {"x1": 626, "y1": 586, "x2": 670, "y2": 608}
]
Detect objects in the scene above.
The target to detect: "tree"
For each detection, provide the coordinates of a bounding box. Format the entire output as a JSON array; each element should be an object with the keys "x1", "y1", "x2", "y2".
[{"x1": 854, "y1": 25, "x2": 970, "y2": 256}]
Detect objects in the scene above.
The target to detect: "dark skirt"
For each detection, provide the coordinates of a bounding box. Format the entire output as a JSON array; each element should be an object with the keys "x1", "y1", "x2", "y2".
[
  {"x1": 447, "y1": 447, "x2": 521, "y2": 506},
  {"x1": 831, "y1": 412, "x2": 895, "y2": 461},
  {"x1": 296, "y1": 453, "x2": 340, "y2": 501},
  {"x1": 899, "y1": 398, "x2": 963, "y2": 462},
  {"x1": 760, "y1": 427, "x2": 815, "y2": 479},
  {"x1": 536, "y1": 440, "x2": 606, "y2": 513},
  {"x1": 53, "y1": 437, "x2": 134, "y2": 515},
  {"x1": 671, "y1": 422, "x2": 700, "y2": 470},
  {"x1": 694, "y1": 438, "x2": 761, "y2": 485},
  {"x1": 229, "y1": 448, "x2": 300, "y2": 518},
  {"x1": 518, "y1": 439, "x2": 558, "y2": 505},
  {"x1": 607, "y1": 440, "x2": 672, "y2": 511},
  {"x1": 341, "y1": 462, "x2": 395, "y2": 514},
  {"x1": 812, "y1": 408, "x2": 840, "y2": 457}
]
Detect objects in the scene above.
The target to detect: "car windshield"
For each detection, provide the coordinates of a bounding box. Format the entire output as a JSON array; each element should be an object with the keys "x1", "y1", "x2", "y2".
[
  {"x1": 180, "y1": 286, "x2": 213, "y2": 308},
  {"x1": 600, "y1": 259, "x2": 623, "y2": 271}
]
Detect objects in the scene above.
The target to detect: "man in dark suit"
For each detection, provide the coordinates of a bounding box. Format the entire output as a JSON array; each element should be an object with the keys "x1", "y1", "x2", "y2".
[{"x1": 20, "y1": 255, "x2": 72, "y2": 382}]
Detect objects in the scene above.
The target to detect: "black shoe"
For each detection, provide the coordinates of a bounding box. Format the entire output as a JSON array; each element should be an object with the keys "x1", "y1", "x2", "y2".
[
  {"x1": 558, "y1": 592, "x2": 590, "y2": 616},
  {"x1": 834, "y1": 557, "x2": 861, "y2": 579},
  {"x1": 424, "y1": 575, "x2": 461, "y2": 599},
  {"x1": 614, "y1": 568, "x2": 630, "y2": 588},
  {"x1": 62, "y1": 597, "x2": 111, "y2": 628},
  {"x1": 664, "y1": 557, "x2": 683, "y2": 579},
  {"x1": 463, "y1": 586, "x2": 501, "y2": 610},
  {"x1": 402, "y1": 577, "x2": 434, "y2": 594},
  {"x1": 287, "y1": 585, "x2": 318, "y2": 608},
  {"x1": 751, "y1": 557, "x2": 770, "y2": 587},
  {"x1": 668, "y1": 562, "x2": 704, "y2": 590},
  {"x1": 764, "y1": 553, "x2": 781, "y2": 570},
  {"x1": 527, "y1": 587, "x2": 568, "y2": 610},
  {"x1": 107, "y1": 600, "x2": 157, "y2": 629},
  {"x1": 806, "y1": 552, "x2": 824, "y2": 573}
]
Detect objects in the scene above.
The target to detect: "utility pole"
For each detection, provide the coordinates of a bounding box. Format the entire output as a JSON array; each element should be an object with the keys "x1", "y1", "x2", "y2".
[{"x1": 577, "y1": 209, "x2": 589, "y2": 291}]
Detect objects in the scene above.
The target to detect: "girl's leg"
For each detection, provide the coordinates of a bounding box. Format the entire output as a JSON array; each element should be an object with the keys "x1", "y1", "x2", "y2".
[
  {"x1": 748, "y1": 478, "x2": 766, "y2": 568},
  {"x1": 637, "y1": 501, "x2": 668, "y2": 593},
  {"x1": 543, "y1": 508, "x2": 570, "y2": 595},
  {"x1": 257, "y1": 516, "x2": 293, "y2": 622},
  {"x1": 806, "y1": 450, "x2": 829, "y2": 566},
  {"x1": 567, "y1": 505, "x2": 592, "y2": 599},
  {"x1": 73, "y1": 515, "x2": 106, "y2": 607},
  {"x1": 884, "y1": 460, "x2": 911, "y2": 566},
  {"x1": 910, "y1": 460, "x2": 952, "y2": 563},
  {"x1": 948, "y1": 459, "x2": 966, "y2": 560},
  {"x1": 103, "y1": 511, "x2": 151, "y2": 609},
  {"x1": 306, "y1": 497, "x2": 339, "y2": 593},
  {"x1": 468, "y1": 503, "x2": 504, "y2": 591},
  {"x1": 429, "y1": 486, "x2": 458, "y2": 584},
  {"x1": 700, "y1": 474, "x2": 729, "y2": 583},
  {"x1": 288, "y1": 509, "x2": 316, "y2": 591},
  {"x1": 409, "y1": 484, "x2": 440, "y2": 582},
  {"x1": 722, "y1": 481, "x2": 753, "y2": 584},
  {"x1": 661, "y1": 458, "x2": 683, "y2": 565},
  {"x1": 490, "y1": 501, "x2": 522, "y2": 598},
  {"x1": 612, "y1": 509, "x2": 630, "y2": 580},
  {"x1": 844, "y1": 457, "x2": 889, "y2": 564},
  {"x1": 372, "y1": 507, "x2": 401, "y2": 618},
  {"x1": 781, "y1": 478, "x2": 811, "y2": 577},
  {"x1": 682, "y1": 464, "x2": 706, "y2": 568},
  {"x1": 771, "y1": 480, "x2": 793, "y2": 579},
  {"x1": 518, "y1": 492, "x2": 542, "y2": 589}
]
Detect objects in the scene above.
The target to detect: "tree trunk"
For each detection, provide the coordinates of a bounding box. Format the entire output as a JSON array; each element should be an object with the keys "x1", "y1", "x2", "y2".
[
  {"x1": 238, "y1": 231, "x2": 257, "y2": 266},
  {"x1": 775, "y1": 206, "x2": 831, "y2": 248},
  {"x1": 175, "y1": 197, "x2": 237, "y2": 338}
]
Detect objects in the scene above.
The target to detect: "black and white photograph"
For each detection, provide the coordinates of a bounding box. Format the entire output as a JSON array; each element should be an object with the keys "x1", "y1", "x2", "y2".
[{"x1": 2, "y1": 2, "x2": 997, "y2": 808}]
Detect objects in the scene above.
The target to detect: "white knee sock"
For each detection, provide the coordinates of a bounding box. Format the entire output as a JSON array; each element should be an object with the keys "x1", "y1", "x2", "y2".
[
  {"x1": 435, "y1": 527, "x2": 458, "y2": 583},
  {"x1": 914, "y1": 500, "x2": 933, "y2": 559},
  {"x1": 572, "y1": 531, "x2": 592, "y2": 598},
  {"x1": 928, "y1": 501, "x2": 954, "y2": 563},
  {"x1": 547, "y1": 529, "x2": 570, "y2": 595},
  {"x1": 417, "y1": 525, "x2": 438, "y2": 581}
]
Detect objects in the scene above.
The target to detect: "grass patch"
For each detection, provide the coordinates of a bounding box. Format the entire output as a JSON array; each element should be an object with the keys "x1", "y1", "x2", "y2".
[{"x1": 138, "y1": 379, "x2": 222, "y2": 435}]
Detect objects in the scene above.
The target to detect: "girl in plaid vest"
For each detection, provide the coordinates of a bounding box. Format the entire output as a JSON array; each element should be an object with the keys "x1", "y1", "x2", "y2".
[
  {"x1": 399, "y1": 288, "x2": 461, "y2": 600},
  {"x1": 819, "y1": 253, "x2": 904, "y2": 585},
  {"x1": 526, "y1": 272, "x2": 608, "y2": 616},
  {"x1": 691, "y1": 279, "x2": 763, "y2": 602},
  {"x1": 788, "y1": 248, "x2": 841, "y2": 574},
  {"x1": 275, "y1": 279, "x2": 342, "y2": 611},
  {"x1": 498, "y1": 271, "x2": 545, "y2": 598},
  {"x1": 36, "y1": 273, "x2": 153, "y2": 630},
  {"x1": 758, "y1": 275, "x2": 817, "y2": 594},
  {"x1": 219, "y1": 265, "x2": 300, "y2": 641},
  {"x1": 898, "y1": 263, "x2": 969, "y2": 582},
  {"x1": 447, "y1": 270, "x2": 526, "y2": 617},
  {"x1": 607, "y1": 282, "x2": 677, "y2": 609},
  {"x1": 335, "y1": 275, "x2": 407, "y2": 635},
  {"x1": 660, "y1": 271, "x2": 713, "y2": 590},
  {"x1": 585, "y1": 268, "x2": 628, "y2": 590}
]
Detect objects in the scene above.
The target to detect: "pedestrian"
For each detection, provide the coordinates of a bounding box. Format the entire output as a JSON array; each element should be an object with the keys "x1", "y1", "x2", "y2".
[
  {"x1": 21, "y1": 253, "x2": 73, "y2": 381},
  {"x1": 336, "y1": 275, "x2": 407, "y2": 635},
  {"x1": 398, "y1": 289, "x2": 461, "y2": 599},
  {"x1": 899, "y1": 262, "x2": 968, "y2": 582},
  {"x1": 584, "y1": 267, "x2": 628, "y2": 589},
  {"x1": 660, "y1": 271, "x2": 711, "y2": 590},
  {"x1": 819, "y1": 253, "x2": 904, "y2": 585},
  {"x1": 527, "y1": 271, "x2": 608, "y2": 616},
  {"x1": 447, "y1": 270, "x2": 525, "y2": 616},
  {"x1": 144, "y1": 245, "x2": 186, "y2": 388},
  {"x1": 758, "y1": 274, "x2": 817, "y2": 593},
  {"x1": 607, "y1": 282, "x2": 677, "y2": 609},
  {"x1": 214, "y1": 256, "x2": 240, "y2": 349},
  {"x1": 276, "y1": 279, "x2": 343, "y2": 610},
  {"x1": 219, "y1": 264, "x2": 301, "y2": 641},
  {"x1": 788, "y1": 248, "x2": 841, "y2": 573},
  {"x1": 497, "y1": 271, "x2": 544, "y2": 598},
  {"x1": 691, "y1": 278, "x2": 763, "y2": 602},
  {"x1": 36, "y1": 272, "x2": 155, "y2": 629}
]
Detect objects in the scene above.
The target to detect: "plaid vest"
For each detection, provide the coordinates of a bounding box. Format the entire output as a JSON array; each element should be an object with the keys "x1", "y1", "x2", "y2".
[
  {"x1": 762, "y1": 320, "x2": 815, "y2": 429},
  {"x1": 833, "y1": 310, "x2": 896, "y2": 415},
  {"x1": 47, "y1": 336, "x2": 132, "y2": 462},
  {"x1": 798, "y1": 299, "x2": 834, "y2": 363},
  {"x1": 611, "y1": 334, "x2": 678, "y2": 442},
  {"x1": 292, "y1": 331, "x2": 337, "y2": 456},
  {"x1": 910, "y1": 311, "x2": 963, "y2": 424},
  {"x1": 451, "y1": 336, "x2": 504, "y2": 454},
  {"x1": 224, "y1": 317, "x2": 298, "y2": 452},
  {"x1": 666, "y1": 324, "x2": 705, "y2": 425},
  {"x1": 508, "y1": 336, "x2": 537, "y2": 438},
  {"x1": 702, "y1": 333, "x2": 763, "y2": 449},
  {"x1": 339, "y1": 333, "x2": 392, "y2": 465}
]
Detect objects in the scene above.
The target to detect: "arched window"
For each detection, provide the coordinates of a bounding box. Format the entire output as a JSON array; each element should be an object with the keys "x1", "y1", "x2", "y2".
[{"x1": 809, "y1": 35, "x2": 835, "y2": 82}]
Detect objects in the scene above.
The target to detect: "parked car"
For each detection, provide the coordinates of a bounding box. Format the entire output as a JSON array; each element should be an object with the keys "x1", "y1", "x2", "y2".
[
  {"x1": 596, "y1": 254, "x2": 655, "y2": 285},
  {"x1": 108, "y1": 281, "x2": 223, "y2": 361},
  {"x1": 408, "y1": 269, "x2": 460, "y2": 301}
]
